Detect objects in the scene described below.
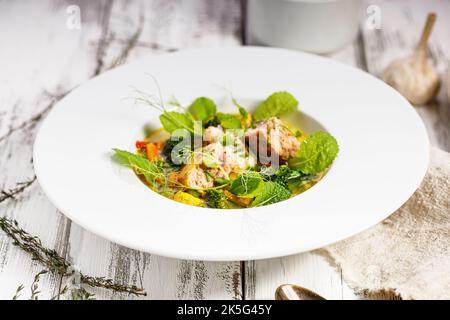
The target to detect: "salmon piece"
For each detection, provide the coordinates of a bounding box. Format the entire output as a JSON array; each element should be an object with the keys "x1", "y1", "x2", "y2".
[
  {"x1": 203, "y1": 126, "x2": 224, "y2": 143},
  {"x1": 201, "y1": 142, "x2": 255, "y2": 179},
  {"x1": 178, "y1": 164, "x2": 214, "y2": 189},
  {"x1": 168, "y1": 172, "x2": 180, "y2": 186},
  {"x1": 245, "y1": 117, "x2": 300, "y2": 162}
]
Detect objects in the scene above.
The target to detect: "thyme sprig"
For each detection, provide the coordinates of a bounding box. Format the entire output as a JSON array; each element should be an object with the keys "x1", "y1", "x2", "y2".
[
  {"x1": 12, "y1": 284, "x2": 24, "y2": 300},
  {"x1": 30, "y1": 270, "x2": 47, "y2": 300},
  {"x1": 0, "y1": 217, "x2": 147, "y2": 297},
  {"x1": 0, "y1": 176, "x2": 36, "y2": 202}
]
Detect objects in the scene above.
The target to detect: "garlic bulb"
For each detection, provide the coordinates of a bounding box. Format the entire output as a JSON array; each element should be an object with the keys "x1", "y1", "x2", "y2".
[
  {"x1": 383, "y1": 51, "x2": 440, "y2": 105},
  {"x1": 383, "y1": 13, "x2": 440, "y2": 105}
]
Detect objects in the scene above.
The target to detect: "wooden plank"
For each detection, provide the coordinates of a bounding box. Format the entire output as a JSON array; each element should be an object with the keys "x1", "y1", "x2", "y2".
[
  {"x1": 0, "y1": 0, "x2": 108, "y2": 299},
  {"x1": 61, "y1": 0, "x2": 244, "y2": 300}
]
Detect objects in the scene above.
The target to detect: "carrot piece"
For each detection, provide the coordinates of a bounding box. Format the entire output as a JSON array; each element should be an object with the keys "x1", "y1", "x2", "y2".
[
  {"x1": 146, "y1": 143, "x2": 159, "y2": 161},
  {"x1": 135, "y1": 140, "x2": 148, "y2": 150}
]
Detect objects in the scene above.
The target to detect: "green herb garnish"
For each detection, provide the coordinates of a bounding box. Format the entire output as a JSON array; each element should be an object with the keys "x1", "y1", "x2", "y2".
[
  {"x1": 252, "y1": 91, "x2": 299, "y2": 121},
  {"x1": 159, "y1": 111, "x2": 194, "y2": 135},
  {"x1": 288, "y1": 131, "x2": 339, "y2": 174},
  {"x1": 113, "y1": 149, "x2": 165, "y2": 184},
  {"x1": 232, "y1": 97, "x2": 249, "y2": 119},
  {"x1": 216, "y1": 113, "x2": 242, "y2": 129},
  {"x1": 229, "y1": 171, "x2": 263, "y2": 198},
  {"x1": 251, "y1": 181, "x2": 291, "y2": 207},
  {"x1": 188, "y1": 97, "x2": 217, "y2": 122},
  {"x1": 205, "y1": 189, "x2": 230, "y2": 209}
]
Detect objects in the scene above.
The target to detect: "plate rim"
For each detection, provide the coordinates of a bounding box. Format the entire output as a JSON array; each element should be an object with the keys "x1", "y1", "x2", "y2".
[{"x1": 33, "y1": 46, "x2": 429, "y2": 261}]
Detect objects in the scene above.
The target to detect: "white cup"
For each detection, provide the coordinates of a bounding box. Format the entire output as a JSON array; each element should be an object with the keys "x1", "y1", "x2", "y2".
[{"x1": 246, "y1": 0, "x2": 361, "y2": 54}]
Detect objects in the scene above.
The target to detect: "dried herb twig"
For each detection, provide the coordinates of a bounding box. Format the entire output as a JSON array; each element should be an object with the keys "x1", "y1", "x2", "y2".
[
  {"x1": 0, "y1": 217, "x2": 147, "y2": 297},
  {"x1": 30, "y1": 270, "x2": 47, "y2": 300},
  {"x1": 0, "y1": 176, "x2": 36, "y2": 203},
  {"x1": 12, "y1": 285, "x2": 24, "y2": 300}
]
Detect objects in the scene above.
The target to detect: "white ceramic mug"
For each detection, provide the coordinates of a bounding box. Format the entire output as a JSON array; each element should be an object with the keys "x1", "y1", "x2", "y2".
[{"x1": 246, "y1": 0, "x2": 361, "y2": 54}]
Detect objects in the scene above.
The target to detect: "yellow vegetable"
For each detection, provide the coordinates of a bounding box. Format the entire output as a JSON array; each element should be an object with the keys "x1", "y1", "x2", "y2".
[
  {"x1": 241, "y1": 114, "x2": 252, "y2": 128},
  {"x1": 223, "y1": 190, "x2": 252, "y2": 207},
  {"x1": 173, "y1": 191, "x2": 205, "y2": 207}
]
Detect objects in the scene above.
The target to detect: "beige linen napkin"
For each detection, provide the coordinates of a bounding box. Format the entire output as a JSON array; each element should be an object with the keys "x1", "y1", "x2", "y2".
[{"x1": 320, "y1": 147, "x2": 450, "y2": 299}]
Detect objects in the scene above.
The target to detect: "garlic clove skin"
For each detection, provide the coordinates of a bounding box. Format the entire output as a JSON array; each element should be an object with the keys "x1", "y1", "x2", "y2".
[{"x1": 383, "y1": 51, "x2": 440, "y2": 105}]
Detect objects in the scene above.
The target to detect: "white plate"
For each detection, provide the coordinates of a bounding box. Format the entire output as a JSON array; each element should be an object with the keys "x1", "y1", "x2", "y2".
[{"x1": 33, "y1": 47, "x2": 429, "y2": 261}]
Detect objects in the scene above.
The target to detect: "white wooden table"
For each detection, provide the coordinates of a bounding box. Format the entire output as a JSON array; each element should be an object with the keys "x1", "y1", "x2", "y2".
[{"x1": 1, "y1": 0, "x2": 449, "y2": 300}]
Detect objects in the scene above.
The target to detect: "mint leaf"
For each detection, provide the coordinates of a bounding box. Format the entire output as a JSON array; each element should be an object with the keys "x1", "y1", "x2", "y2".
[
  {"x1": 229, "y1": 171, "x2": 263, "y2": 198},
  {"x1": 288, "y1": 131, "x2": 339, "y2": 174},
  {"x1": 188, "y1": 97, "x2": 217, "y2": 122},
  {"x1": 216, "y1": 113, "x2": 242, "y2": 129},
  {"x1": 251, "y1": 181, "x2": 291, "y2": 207},
  {"x1": 159, "y1": 111, "x2": 194, "y2": 134},
  {"x1": 112, "y1": 149, "x2": 163, "y2": 184},
  {"x1": 252, "y1": 92, "x2": 299, "y2": 121}
]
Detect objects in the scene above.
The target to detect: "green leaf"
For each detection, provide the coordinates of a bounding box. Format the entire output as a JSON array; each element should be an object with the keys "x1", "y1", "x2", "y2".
[
  {"x1": 251, "y1": 181, "x2": 291, "y2": 207},
  {"x1": 216, "y1": 113, "x2": 242, "y2": 129},
  {"x1": 229, "y1": 171, "x2": 263, "y2": 198},
  {"x1": 232, "y1": 97, "x2": 249, "y2": 119},
  {"x1": 288, "y1": 131, "x2": 339, "y2": 174},
  {"x1": 113, "y1": 149, "x2": 163, "y2": 184},
  {"x1": 188, "y1": 97, "x2": 217, "y2": 121},
  {"x1": 253, "y1": 92, "x2": 299, "y2": 121},
  {"x1": 159, "y1": 112, "x2": 194, "y2": 134}
]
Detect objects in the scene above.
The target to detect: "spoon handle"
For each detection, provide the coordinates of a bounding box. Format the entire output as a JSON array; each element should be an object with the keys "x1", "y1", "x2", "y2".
[{"x1": 416, "y1": 13, "x2": 437, "y2": 52}]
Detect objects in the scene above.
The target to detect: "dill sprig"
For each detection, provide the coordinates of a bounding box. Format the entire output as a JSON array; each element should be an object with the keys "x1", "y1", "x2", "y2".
[{"x1": 0, "y1": 217, "x2": 147, "y2": 297}]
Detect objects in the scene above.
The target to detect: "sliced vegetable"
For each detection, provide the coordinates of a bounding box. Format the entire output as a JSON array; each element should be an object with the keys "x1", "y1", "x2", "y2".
[
  {"x1": 135, "y1": 140, "x2": 149, "y2": 150},
  {"x1": 288, "y1": 131, "x2": 339, "y2": 174},
  {"x1": 145, "y1": 143, "x2": 159, "y2": 161},
  {"x1": 252, "y1": 91, "x2": 298, "y2": 121},
  {"x1": 173, "y1": 191, "x2": 205, "y2": 207}
]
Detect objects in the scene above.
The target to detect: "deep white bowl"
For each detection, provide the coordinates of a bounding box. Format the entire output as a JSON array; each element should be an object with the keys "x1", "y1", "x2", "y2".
[{"x1": 246, "y1": 0, "x2": 361, "y2": 54}]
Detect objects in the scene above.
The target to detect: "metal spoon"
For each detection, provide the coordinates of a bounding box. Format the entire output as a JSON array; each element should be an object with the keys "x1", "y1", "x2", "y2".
[{"x1": 275, "y1": 284, "x2": 326, "y2": 300}]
